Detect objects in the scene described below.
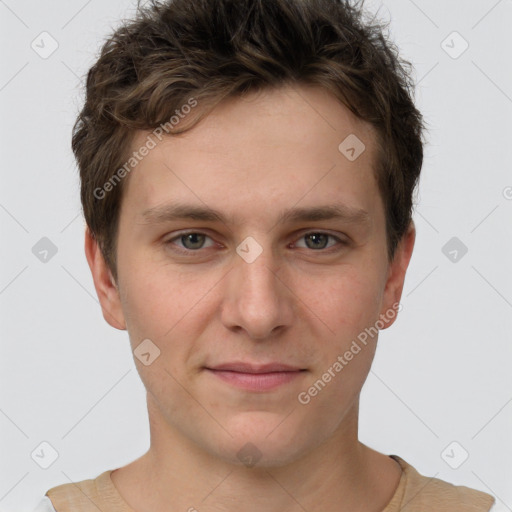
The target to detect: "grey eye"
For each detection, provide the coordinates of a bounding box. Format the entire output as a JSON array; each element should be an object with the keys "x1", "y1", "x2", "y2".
[{"x1": 179, "y1": 233, "x2": 208, "y2": 250}]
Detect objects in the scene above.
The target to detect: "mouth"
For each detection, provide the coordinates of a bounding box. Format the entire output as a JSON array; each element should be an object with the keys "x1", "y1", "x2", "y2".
[{"x1": 204, "y1": 362, "x2": 307, "y2": 392}]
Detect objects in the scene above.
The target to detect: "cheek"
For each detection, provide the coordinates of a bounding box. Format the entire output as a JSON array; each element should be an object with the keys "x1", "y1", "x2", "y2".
[
  {"x1": 304, "y1": 266, "x2": 383, "y2": 345},
  {"x1": 119, "y1": 258, "x2": 204, "y2": 341},
  {"x1": 297, "y1": 276, "x2": 380, "y2": 420},
  {"x1": 119, "y1": 271, "x2": 168, "y2": 341}
]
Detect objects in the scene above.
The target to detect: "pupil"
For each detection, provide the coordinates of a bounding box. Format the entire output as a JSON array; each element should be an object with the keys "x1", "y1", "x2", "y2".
[
  {"x1": 183, "y1": 233, "x2": 204, "y2": 249},
  {"x1": 306, "y1": 233, "x2": 327, "y2": 249}
]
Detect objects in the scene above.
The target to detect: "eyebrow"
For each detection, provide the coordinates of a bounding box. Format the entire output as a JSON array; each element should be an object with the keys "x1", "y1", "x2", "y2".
[{"x1": 141, "y1": 202, "x2": 370, "y2": 227}]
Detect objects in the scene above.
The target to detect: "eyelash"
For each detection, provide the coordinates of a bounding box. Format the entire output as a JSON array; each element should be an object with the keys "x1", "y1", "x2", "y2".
[{"x1": 164, "y1": 231, "x2": 348, "y2": 256}]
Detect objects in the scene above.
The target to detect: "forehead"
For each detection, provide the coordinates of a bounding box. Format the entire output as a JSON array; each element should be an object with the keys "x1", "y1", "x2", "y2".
[{"x1": 120, "y1": 85, "x2": 381, "y2": 224}]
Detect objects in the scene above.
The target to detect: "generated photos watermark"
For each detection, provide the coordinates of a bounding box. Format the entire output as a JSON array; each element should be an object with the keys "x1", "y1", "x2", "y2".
[
  {"x1": 93, "y1": 97, "x2": 198, "y2": 200},
  {"x1": 297, "y1": 302, "x2": 402, "y2": 405}
]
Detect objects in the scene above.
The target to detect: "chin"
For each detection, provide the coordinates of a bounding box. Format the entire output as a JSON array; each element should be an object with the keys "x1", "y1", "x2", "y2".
[{"x1": 208, "y1": 412, "x2": 324, "y2": 469}]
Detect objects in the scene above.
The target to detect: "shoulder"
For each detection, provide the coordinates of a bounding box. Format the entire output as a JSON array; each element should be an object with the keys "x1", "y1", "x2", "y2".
[
  {"x1": 42, "y1": 470, "x2": 117, "y2": 512},
  {"x1": 389, "y1": 455, "x2": 495, "y2": 512}
]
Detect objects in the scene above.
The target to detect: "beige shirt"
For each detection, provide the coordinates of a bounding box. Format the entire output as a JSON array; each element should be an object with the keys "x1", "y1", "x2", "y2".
[{"x1": 44, "y1": 455, "x2": 495, "y2": 511}]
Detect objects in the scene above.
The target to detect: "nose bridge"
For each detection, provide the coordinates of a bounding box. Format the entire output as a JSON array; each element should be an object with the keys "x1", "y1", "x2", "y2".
[
  {"x1": 222, "y1": 237, "x2": 291, "y2": 339},
  {"x1": 239, "y1": 249, "x2": 278, "y2": 294},
  {"x1": 236, "y1": 239, "x2": 281, "y2": 304}
]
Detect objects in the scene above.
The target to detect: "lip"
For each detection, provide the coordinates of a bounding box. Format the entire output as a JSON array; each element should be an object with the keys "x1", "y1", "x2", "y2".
[
  {"x1": 208, "y1": 362, "x2": 304, "y2": 373},
  {"x1": 205, "y1": 362, "x2": 306, "y2": 392}
]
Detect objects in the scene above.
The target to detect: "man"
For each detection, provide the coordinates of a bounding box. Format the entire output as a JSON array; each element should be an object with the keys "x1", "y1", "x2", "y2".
[{"x1": 35, "y1": 0, "x2": 495, "y2": 510}]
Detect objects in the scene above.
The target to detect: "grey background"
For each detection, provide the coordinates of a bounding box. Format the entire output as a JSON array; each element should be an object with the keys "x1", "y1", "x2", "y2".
[{"x1": 0, "y1": 0, "x2": 511, "y2": 510}]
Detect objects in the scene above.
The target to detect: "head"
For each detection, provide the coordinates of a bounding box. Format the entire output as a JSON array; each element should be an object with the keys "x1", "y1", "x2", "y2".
[{"x1": 80, "y1": 0, "x2": 423, "y2": 467}]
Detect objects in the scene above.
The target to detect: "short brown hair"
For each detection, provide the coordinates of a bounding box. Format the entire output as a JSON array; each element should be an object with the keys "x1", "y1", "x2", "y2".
[{"x1": 72, "y1": 0, "x2": 424, "y2": 282}]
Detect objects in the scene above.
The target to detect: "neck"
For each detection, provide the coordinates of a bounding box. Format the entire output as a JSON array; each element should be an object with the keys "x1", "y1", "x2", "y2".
[{"x1": 111, "y1": 395, "x2": 401, "y2": 512}]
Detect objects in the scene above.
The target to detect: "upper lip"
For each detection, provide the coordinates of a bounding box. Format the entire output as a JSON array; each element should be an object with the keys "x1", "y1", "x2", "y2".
[{"x1": 207, "y1": 362, "x2": 305, "y2": 373}]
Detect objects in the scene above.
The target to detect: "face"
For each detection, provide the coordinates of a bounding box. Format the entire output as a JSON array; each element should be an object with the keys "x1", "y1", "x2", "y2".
[{"x1": 87, "y1": 85, "x2": 414, "y2": 467}]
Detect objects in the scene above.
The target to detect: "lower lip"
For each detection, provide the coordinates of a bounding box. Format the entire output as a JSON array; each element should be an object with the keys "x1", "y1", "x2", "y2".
[{"x1": 206, "y1": 369, "x2": 304, "y2": 391}]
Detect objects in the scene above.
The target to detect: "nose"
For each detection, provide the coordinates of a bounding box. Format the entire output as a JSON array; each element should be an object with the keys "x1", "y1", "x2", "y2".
[{"x1": 220, "y1": 245, "x2": 294, "y2": 340}]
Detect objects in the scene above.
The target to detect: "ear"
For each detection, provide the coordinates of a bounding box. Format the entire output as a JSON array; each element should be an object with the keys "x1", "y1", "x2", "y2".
[
  {"x1": 84, "y1": 226, "x2": 126, "y2": 330},
  {"x1": 379, "y1": 221, "x2": 416, "y2": 329}
]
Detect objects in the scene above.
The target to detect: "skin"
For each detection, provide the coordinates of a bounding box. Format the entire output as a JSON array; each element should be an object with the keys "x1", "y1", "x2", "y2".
[{"x1": 85, "y1": 84, "x2": 415, "y2": 512}]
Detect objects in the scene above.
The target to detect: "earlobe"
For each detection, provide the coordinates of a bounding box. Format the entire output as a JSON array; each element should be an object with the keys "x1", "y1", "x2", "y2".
[
  {"x1": 84, "y1": 227, "x2": 127, "y2": 330},
  {"x1": 379, "y1": 221, "x2": 416, "y2": 329}
]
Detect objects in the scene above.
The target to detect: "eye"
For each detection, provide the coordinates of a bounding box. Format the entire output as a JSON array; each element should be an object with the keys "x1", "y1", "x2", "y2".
[
  {"x1": 164, "y1": 230, "x2": 347, "y2": 256},
  {"x1": 293, "y1": 232, "x2": 345, "y2": 251},
  {"x1": 165, "y1": 232, "x2": 216, "y2": 254}
]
